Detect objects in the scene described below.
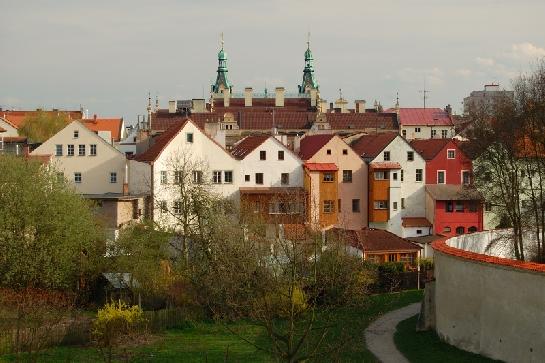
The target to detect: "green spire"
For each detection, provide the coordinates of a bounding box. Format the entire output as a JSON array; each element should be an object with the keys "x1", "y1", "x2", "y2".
[
  {"x1": 299, "y1": 33, "x2": 319, "y2": 94},
  {"x1": 212, "y1": 33, "x2": 232, "y2": 94}
]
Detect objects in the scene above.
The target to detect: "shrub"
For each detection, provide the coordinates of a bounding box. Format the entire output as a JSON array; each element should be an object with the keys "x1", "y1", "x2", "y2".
[{"x1": 92, "y1": 301, "x2": 144, "y2": 363}]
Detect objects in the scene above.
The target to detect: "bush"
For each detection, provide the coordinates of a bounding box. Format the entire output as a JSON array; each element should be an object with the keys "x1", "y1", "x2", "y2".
[{"x1": 92, "y1": 301, "x2": 144, "y2": 363}]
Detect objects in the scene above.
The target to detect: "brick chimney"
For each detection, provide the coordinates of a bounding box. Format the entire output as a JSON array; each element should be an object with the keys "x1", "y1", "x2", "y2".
[
  {"x1": 244, "y1": 87, "x2": 253, "y2": 107},
  {"x1": 275, "y1": 87, "x2": 285, "y2": 107},
  {"x1": 355, "y1": 100, "x2": 366, "y2": 113}
]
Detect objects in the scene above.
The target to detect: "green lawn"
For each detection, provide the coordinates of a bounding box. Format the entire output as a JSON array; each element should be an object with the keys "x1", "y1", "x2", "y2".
[
  {"x1": 394, "y1": 315, "x2": 502, "y2": 363},
  {"x1": 1, "y1": 290, "x2": 423, "y2": 363}
]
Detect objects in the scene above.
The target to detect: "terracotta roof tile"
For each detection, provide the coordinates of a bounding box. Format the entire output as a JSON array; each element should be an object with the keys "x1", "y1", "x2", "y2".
[
  {"x1": 133, "y1": 119, "x2": 189, "y2": 162},
  {"x1": 230, "y1": 135, "x2": 269, "y2": 160},
  {"x1": 304, "y1": 162, "x2": 338, "y2": 171},
  {"x1": 387, "y1": 108, "x2": 453, "y2": 126},
  {"x1": 326, "y1": 112, "x2": 398, "y2": 130},
  {"x1": 350, "y1": 132, "x2": 398, "y2": 159},
  {"x1": 370, "y1": 161, "x2": 401, "y2": 170},
  {"x1": 402, "y1": 217, "x2": 432, "y2": 228},
  {"x1": 410, "y1": 138, "x2": 451, "y2": 160},
  {"x1": 330, "y1": 228, "x2": 421, "y2": 253},
  {"x1": 299, "y1": 134, "x2": 335, "y2": 160},
  {"x1": 81, "y1": 117, "x2": 123, "y2": 142}
]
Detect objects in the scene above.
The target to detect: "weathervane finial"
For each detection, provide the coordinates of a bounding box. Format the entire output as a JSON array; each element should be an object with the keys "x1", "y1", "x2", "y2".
[
  {"x1": 307, "y1": 31, "x2": 310, "y2": 49},
  {"x1": 220, "y1": 32, "x2": 224, "y2": 50}
]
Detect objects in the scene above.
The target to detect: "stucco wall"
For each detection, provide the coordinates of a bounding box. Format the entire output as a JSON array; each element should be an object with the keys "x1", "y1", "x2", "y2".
[
  {"x1": 433, "y1": 234, "x2": 545, "y2": 362},
  {"x1": 400, "y1": 125, "x2": 455, "y2": 140}
]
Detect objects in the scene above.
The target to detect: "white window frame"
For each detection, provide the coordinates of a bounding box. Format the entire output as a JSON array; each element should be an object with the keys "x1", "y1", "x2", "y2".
[
  {"x1": 461, "y1": 170, "x2": 471, "y2": 185},
  {"x1": 110, "y1": 172, "x2": 117, "y2": 183},
  {"x1": 74, "y1": 172, "x2": 82, "y2": 183},
  {"x1": 78, "y1": 144, "x2": 86, "y2": 156},
  {"x1": 73, "y1": 130, "x2": 79, "y2": 138},
  {"x1": 441, "y1": 129, "x2": 448, "y2": 138},
  {"x1": 192, "y1": 170, "x2": 203, "y2": 184},
  {"x1": 55, "y1": 144, "x2": 63, "y2": 156},
  {"x1": 323, "y1": 200, "x2": 335, "y2": 214},
  {"x1": 407, "y1": 151, "x2": 414, "y2": 161},
  {"x1": 212, "y1": 170, "x2": 222, "y2": 184},
  {"x1": 90, "y1": 144, "x2": 97, "y2": 156},
  {"x1": 415, "y1": 127, "x2": 421, "y2": 133},
  {"x1": 416, "y1": 169, "x2": 423, "y2": 182},
  {"x1": 374, "y1": 171, "x2": 388, "y2": 180},
  {"x1": 374, "y1": 200, "x2": 388, "y2": 210},
  {"x1": 431, "y1": 129, "x2": 437, "y2": 138},
  {"x1": 383, "y1": 151, "x2": 390, "y2": 161},
  {"x1": 281, "y1": 173, "x2": 289, "y2": 185},
  {"x1": 160, "y1": 171, "x2": 167, "y2": 184},
  {"x1": 67, "y1": 144, "x2": 74, "y2": 156},
  {"x1": 437, "y1": 170, "x2": 446, "y2": 184},
  {"x1": 447, "y1": 149, "x2": 455, "y2": 159},
  {"x1": 186, "y1": 132, "x2": 194, "y2": 143},
  {"x1": 224, "y1": 170, "x2": 233, "y2": 184}
]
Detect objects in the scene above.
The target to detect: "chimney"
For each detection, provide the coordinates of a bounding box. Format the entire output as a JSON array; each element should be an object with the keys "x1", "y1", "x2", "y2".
[
  {"x1": 275, "y1": 87, "x2": 285, "y2": 107},
  {"x1": 192, "y1": 99, "x2": 206, "y2": 113},
  {"x1": 244, "y1": 87, "x2": 253, "y2": 107},
  {"x1": 335, "y1": 98, "x2": 348, "y2": 113},
  {"x1": 223, "y1": 89, "x2": 230, "y2": 107},
  {"x1": 444, "y1": 104, "x2": 452, "y2": 115},
  {"x1": 329, "y1": 102, "x2": 334, "y2": 111},
  {"x1": 93, "y1": 114, "x2": 97, "y2": 123},
  {"x1": 293, "y1": 134, "x2": 302, "y2": 153},
  {"x1": 355, "y1": 100, "x2": 366, "y2": 113},
  {"x1": 310, "y1": 89, "x2": 318, "y2": 107},
  {"x1": 123, "y1": 160, "x2": 129, "y2": 196},
  {"x1": 168, "y1": 100, "x2": 176, "y2": 113},
  {"x1": 319, "y1": 100, "x2": 328, "y2": 113}
]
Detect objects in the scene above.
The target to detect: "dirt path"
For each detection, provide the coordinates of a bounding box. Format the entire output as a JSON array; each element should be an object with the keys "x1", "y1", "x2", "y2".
[{"x1": 364, "y1": 302, "x2": 420, "y2": 363}]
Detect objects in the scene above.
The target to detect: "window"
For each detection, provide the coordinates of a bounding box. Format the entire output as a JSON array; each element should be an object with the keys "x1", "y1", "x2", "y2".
[
  {"x1": 174, "y1": 171, "x2": 183, "y2": 185},
  {"x1": 74, "y1": 172, "x2": 82, "y2": 183},
  {"x1": 388, "y1": 254, "x2": 397, "y2": 262},
  {"x1": 245, "y1": 174, "x2": 250, "y2": 182},
  {"x1": 392, "y1": 172, "x2": 398, "y2": 181},
  {"x1": 468, "y1": 226, "x2": 478, "y2": 233},
  {"x1": 352, "y1": 199, "x2": 360, "y2": 213},
  {"x1": 441, "y1": 130, "x2": 448, "y2": 138},
  {"x1": 415, "y1": 127, "x2": 421, "y2": 133},
  {"x1": 160, "y1": 171, "x2": 167, "y2": 184},
  {"x1": 393, "y1": 201, "x2": 398, "y2": 210},
  {"x1": 67, "y1": 144, "x2": 74, "y2": 156},
  {"x1": 407, "y1": 151, "x2": 414, "y2": 161},
  {"x1": 417, "y1": 229, "x2": 422, "y2": 235},
  {"x1": 402, "y1": 129, "x2": 407, "y2": 138},
  {"x1": 73, "y1": 130, "x2": 79, "y2": 138},
  {"x1": 78, "y1": 144, "x2": 86, "y2": 156},
  {"x1": 446, "y1": 201, "x2": 454, "y2": 212},
  {"x1": 469, "y1": 200, "x2": 478, "y2": 212},
  {"x1": 462, "y1": 170, "x2": 471, "y2": 185},
  {"x1": 455, "y1": 201, "x2": 464, "y2": 212},
  {"x1": 338, "y1": 199, "x2": 342, "y2": 211},
  {"x1": 159, "y1": 201, "x2": 167, "y2": 214},
  {"x1": 323, "y1": 200, "x2": 335, "y2": 213},
  {"x1": 416, "y1": 169, "x2": 423, "y2": 182},
  {"x1": 447, "y1": 149, "x2": 455, "y2": 159},
  {"x1": 110, "y1": 172, "x2": 117, "y2": 183},
  {"x1": 55, "y1": 145, "x2": 62, "y2": 156},
  {"x1": 323, "y1": 172, "x2": 334, "y2": 182},
  {"x1": 90, "y1": 144, "x2": 97, "y2": 156},
  {"x1": 193, "y1": 170, "x2": 203, "y2": 184},
  {"x1": 281, "y1": 173, "x2": 289, "y2": 185},
  {"x1": 326, "y1": 149, "x2": 332, "y2": 155},
  {"x1": 260, "y1": 150, "x2": 266, "y2": 160},
  {"x1": 437, "y1": 170, "x2": 446, "y2": 184},
  {"x1": 278, "y1": 150, "x2": 284, "y2": 160},
  {"x1": 456, "y1": 226, "x2": 465, "y2": 235},
  {"x1": 224, "y1": 171, "x2": 233, "y2": 183},
  {"x1": 342, "y1": 149, "x2": 348, "y2": 155},
  {"x1": 400, "y1": 253, "x2": 414, "y2": 263},
  {"x1": 400, "y1": 169, "x2": 404, "y2": 182},
  {"x1": 374, "y1": 200, "x2": 388, "y2": 209},
  {"x1": 443, "y1": 226, "x2": 451, "y2": 233},
  {"x1": 186, "y1": 132, "x2": 194, "y2": 143},
  {"x1": 343, "y1": 170, "x2": 352, "y2": 183},
  {"x1": 401, "y1": 198, "x2": 405, "y2": 209},
  {"x1": 383, "y1": 151, "x2": 390, "y2": 161},
  {"x1": 255, "y1": 173, "x2": 264, "y2": 184},
  {"x1": 431, "y1": 129, "x2": 437, "y2": 138},
  {"x1": 374, "y1": 171, "x2": 389, "y2": 180},
  {"x1": 173, "y1": 201, "x2": 182, "y2": 215},
  {"x1": 212, "y1": 171, "x2": 222, "y2": 184}
]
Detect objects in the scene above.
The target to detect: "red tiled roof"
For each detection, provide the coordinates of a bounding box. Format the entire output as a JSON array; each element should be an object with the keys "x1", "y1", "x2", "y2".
[
  {"x1": 151, "y1": 111, "x2": 210, "y2": 131},
  {"x1": 230, "y1": 135, "x2": 269, "y2": 160},
  {"x1": 326, "y1": 112, "x2": 398, "y2": 130},
  {"x1": 410, "y1": 138, "x2": 452, "y2": 160},
  {"x1": 81, "y1": 117, "x2": 123, "y2": 142},
  {"x1": 432, "y1": 237, "x2": 545, "y2": 273},
  {"x1": 402, "y1": 217, "x2": 432, "y2": 228},
  {"x1": 331, "y1": 228, "x2": 421, "y2": 253},
  {"x1": 388, "y1": 108, "x2": 453, "y2": 126},
  {"x1": 1, "y1": 110, "x2": 82, "y2": 128},
  {"x1": 1, "y1": 136, "x2": 27, "y2": 143},
  {"x1": 299, "y1": 134, "x2": 335, "y2": 160},
  {"x1": 350, "y1": 132, "x2": 398, "y2": 159},
  {"x1": 304, "y1": 162, "x2": 338, "y2": 171},
  {"x1": 370, "y1": 161, "x2": 401, "y2": 170},
  {"x1": 214, "y1": 97, "x2": 311, "y2": 111},
  {"x1": 239, "y1": 111, "x2": 313, "y2": 130},
  {"x1": 133, "y1": 119, "x2": 189, "y2": 162}
]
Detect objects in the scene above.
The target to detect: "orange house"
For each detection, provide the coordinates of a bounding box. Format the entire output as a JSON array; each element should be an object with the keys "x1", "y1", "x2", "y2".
[
  {"x1": 368, "y1": 162, "x2": 401, "y2": 223},
  {"x1": 303, "y1": 163, "x2": 338, "y2": 229}
]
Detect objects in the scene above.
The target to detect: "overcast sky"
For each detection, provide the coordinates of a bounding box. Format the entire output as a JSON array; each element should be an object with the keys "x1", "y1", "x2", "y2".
[{"x1": 2, "y1": 0, "x2": 544, "y2": 124}]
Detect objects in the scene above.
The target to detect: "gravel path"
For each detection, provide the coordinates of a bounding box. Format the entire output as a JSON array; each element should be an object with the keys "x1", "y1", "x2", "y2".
[{"x1": 364, "y1": 302, "x2": 421, "y2": 363}]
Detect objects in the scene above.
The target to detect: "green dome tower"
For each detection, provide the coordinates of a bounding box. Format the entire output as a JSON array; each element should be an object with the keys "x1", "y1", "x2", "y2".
[
  {"x1": 298, "y1": 35, "x2": 319, "y2": 94},
  {"x1": 211, "y1": 33, "x2": 233, "y2": 94}
]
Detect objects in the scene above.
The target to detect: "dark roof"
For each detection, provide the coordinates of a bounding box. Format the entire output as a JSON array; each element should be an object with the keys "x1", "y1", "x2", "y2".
[
  {"x1": 299, "y1": 134, "x2": 335, "y2": 160},
  {"x1": 410, "y1": 139, "x2": 452, "y2": 160},
  {"x1": 330, "y1": 228, "x2": 421, "y2": 253},
  {"x1": 230, "y1": 135, "x2": 269, "y2": 160},
  {"x1": 350, "y1": 132, "x2": 398, "y2": 159},
  {"x1": 214, "y1": 97, "x2": 312, "y2": 111},
  {"x1": 133, "y1": 119, "x2": 189, "y2": 162},
  {"x1": 426, "y1": 184, "x2": 482, "y2": 201},
  {"x1": 326, "y1": 112, "x2": 398, "y2": 130},
  {"x1": 151, "y1": 111, "x2": 211, "y2": 131},
  {"x1": 239, "y1": 111, "x2": 314, "y2": 130}
]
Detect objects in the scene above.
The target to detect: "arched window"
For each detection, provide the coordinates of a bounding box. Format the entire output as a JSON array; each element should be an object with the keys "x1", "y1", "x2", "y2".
[
  {"x1": 456, "y1": 226, "x2": 465, "y2": 235},
  {"x1": 468, "y1": 226, "x2": 478, "y2": 233}
]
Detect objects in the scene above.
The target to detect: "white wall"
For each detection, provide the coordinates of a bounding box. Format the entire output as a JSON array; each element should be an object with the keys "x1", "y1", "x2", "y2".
[
  {"x1": 0, "y1": 118, "x2": 19, "y2": 137},
  {"x1": 31, "y1": 121, "x2": 126, "y2": 195},
  {"x1": 401, "y1": 125, "x2": 455, "y2": 140},
  {"x1": 238, "y1": 137, "x2": 303, "y2": 188}
]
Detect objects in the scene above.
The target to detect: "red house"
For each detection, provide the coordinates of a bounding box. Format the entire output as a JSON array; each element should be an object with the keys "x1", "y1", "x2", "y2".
[{"x1": 411, "y1": 139, "x2": 483, "y2": 237}]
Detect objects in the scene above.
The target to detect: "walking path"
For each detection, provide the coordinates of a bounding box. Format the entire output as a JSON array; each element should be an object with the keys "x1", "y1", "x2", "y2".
[{"x1": 364, "y1": 302, "x2": 421, "y2": 363}]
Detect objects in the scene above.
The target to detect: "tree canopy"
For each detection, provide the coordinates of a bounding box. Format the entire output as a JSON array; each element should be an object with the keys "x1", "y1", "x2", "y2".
[{"x1": 18, "y1": 111, "x2": 70, "y2": 143}]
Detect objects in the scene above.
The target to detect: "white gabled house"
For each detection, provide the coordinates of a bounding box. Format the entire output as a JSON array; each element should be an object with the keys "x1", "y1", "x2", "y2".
[{"x1": 132, "y1": 118, "x2": 239, "y2": 227}]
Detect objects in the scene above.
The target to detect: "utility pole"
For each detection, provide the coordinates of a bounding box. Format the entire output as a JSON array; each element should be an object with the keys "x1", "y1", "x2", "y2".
[{"x1": 419, "y1": 78, "x2": 431, "y2": 109}]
